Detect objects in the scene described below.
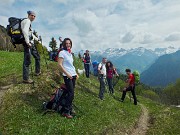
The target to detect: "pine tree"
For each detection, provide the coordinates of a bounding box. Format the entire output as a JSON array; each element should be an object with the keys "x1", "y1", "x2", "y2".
[{"x1": 49, "y1": 37, "x2": 57, "y2": 52}]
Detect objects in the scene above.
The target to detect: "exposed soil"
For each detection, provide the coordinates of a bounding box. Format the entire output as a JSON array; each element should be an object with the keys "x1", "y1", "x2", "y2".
[{"x1": 131, "y1": 104, "x2": 150, "y2": 135}]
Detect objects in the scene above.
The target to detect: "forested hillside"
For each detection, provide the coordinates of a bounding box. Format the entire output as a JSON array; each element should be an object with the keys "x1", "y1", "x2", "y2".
[{"x1": 141, "y1": 50, "x2": 180, "y2": 87}]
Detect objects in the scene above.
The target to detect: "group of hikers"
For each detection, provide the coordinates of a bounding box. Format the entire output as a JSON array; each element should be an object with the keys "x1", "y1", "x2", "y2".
[
  {"x1": 7, "y1": 11, "x2": 138, "y2": 119},
  {"x1": 82, "y1": 54, "x2": 137, "y2": 105}
]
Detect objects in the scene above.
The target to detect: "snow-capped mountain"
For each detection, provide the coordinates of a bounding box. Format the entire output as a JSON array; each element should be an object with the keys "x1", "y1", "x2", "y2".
[
  {"x1": 88, "y1": 46, "x2": 179, "y2": 58},
  {"x1": 153, "y1": 46, "x2": 178, "y2": 56},
  {"x1": 77, "y1": 46, "x2": 179, "y2": 73}
]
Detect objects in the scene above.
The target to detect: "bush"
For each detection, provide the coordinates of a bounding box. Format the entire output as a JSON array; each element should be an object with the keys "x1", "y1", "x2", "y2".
[
  {"x1": 142, "y1": 90, "x2": 160, "y2": 101},
  {"x1": 161, "y1": 79, "x2": 180, "y2": 105}
]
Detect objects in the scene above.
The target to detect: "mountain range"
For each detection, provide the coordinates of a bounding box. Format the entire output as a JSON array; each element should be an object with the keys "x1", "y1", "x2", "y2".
[{"x1": 78, "y1": 46, "x2": 179, "y2": 73}]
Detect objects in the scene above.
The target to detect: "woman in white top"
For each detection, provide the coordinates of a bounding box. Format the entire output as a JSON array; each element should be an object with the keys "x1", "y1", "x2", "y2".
[{"x1": 58, "y1": 38, "x2": 79, "y2": 119}]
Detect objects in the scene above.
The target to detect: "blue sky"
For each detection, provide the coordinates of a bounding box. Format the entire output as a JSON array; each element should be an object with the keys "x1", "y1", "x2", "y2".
[{"x1": 1, "y1": 0, "x2": 180, "y2": 51}]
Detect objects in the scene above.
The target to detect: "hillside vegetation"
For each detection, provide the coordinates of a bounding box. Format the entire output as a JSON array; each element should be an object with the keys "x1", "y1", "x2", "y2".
[
  {"x1": 0, "y1": 51, "x2": 180, "y2": 135},
  {"x1": 141, "y1": 50, "x2": 180, "y2": 87}
]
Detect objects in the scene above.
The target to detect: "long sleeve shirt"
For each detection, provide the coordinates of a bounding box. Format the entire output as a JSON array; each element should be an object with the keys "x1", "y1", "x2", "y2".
[{"x1": 21, "y1": 18, "x2": 38, "y2": 44}]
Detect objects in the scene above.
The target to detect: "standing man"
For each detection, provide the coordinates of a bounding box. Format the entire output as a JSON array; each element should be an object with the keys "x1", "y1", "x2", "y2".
[
  {"x1": 120, "y1": 69, "x2": 137, "y2": 105},
  {"x1": 21, "y1": 11, "x2": 41, "y2": 84},
  {"x1": 83, "y1": 50, "x2": 91, "y2": 78},
  {"x1": 98, "y1": 58, "x2": 107, "y2": 100}
]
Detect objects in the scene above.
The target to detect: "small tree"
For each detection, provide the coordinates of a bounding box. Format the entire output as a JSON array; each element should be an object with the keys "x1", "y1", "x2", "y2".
[
  {"x1": 49, "y1": 37, "x2": 57, "y2": 52},
  {"x1": 78, "y1": 52, "x2": 82, "y2": 59}
]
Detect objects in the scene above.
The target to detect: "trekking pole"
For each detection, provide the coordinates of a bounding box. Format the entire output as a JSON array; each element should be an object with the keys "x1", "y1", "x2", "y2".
[{"x1": 39, "y1": 36, "x2": 48, "y2": 70}]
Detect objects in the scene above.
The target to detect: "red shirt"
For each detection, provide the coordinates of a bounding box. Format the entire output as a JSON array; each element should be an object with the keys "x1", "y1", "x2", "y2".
[{"x1": 128, "y1": 74, "x2": 135, "y2": 85}]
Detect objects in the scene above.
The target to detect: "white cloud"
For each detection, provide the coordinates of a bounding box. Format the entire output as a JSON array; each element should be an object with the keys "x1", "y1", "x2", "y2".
[
  {"x1": 1, "y1": 0, "x2": 180, "y2": 51},
  {"x1": 165, "y1": 32, "x2": 180, "y2": 41},
  {"x1": 121, "y1": 32, "x2": 135, "y2": 43},
  {"x1": 0, "y1": 0, "x2": 15, "y2": 5},
  {"x1": 0, "y1": 16, "x2": 8, "y2": 26}
]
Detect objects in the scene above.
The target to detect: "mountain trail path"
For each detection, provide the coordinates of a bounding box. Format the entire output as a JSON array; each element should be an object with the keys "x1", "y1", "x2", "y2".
[{"x1": 130, "y1": 104, "x2": 150, "y2": 135}]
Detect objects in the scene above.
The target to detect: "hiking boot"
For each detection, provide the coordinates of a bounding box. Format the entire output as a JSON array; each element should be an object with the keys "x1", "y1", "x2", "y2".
[
  {"x1": 23, "y1": 79, "x2": 34, "y2": 84},
  {"x1": 62, "y1": 113, "x2": 73, "y2": 119},
  {"x1": 35, "y1": 72, "x2": 41, "y2": 76}
]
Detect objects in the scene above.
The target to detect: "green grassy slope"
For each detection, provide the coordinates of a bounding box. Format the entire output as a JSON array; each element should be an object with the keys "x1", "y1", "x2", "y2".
[
  {"x1": 0, "y1": 51, "x2": 23, "y2": 86},
  {"x1": 139, "y1": 97, "x2": 180, "y2": 135},
  {"x1": 0, "y1": 51, "x2": 179, "y2": 135},
  {"x1": 0, "y1": 51, "x2": 141, "y2": 135}
]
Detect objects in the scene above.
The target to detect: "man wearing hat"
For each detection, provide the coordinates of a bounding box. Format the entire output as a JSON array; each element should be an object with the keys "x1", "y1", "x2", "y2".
[{"x1": 21, "y1": 11, "x2": 41, "y2": 84}]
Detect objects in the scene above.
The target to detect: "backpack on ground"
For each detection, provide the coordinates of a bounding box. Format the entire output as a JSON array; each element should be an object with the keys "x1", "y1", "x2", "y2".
[
  {"x1": 42, "y1": 84, "x2": 68, "y2": 113},
  {"x1": 133, "y1": 70, "x2": 140, "y2": 85},
  {"x1": 6, "y1": 17, "x2": 27, "y2": 48}
]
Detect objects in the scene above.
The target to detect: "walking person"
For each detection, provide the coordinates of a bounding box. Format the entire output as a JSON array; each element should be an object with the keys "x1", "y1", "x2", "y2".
[
  {"x1": 58, "y1": 38, "x2": 79, "y2": 118},
  {"x1": 22, "y1": 11, "x2": 41, "y2": 84},
  {"x1": 120, "y1": 69, "x2": 137, "y2": 105},
  {"x1": 83, "y1": 50, "x2": 91, "y2": 78},
  {"x1": 106, "y1": 61, "x2": 119, "y2": 94},
  {"x1": 98, "y1": 58, "x2": 107, "y2": 100}
]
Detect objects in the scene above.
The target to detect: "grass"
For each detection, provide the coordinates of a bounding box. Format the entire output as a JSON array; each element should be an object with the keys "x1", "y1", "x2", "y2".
[
  {"x1": 0, "y1": 50, "x2": 180, "y2": 135},
  {"x1": 139, "y1": 96, "x2": 180, "y2": 135},
  {"x1": 0, "y1": 51, "x2": 141, "y2": 135},
  {"x1": 0, "y1": 72, "x2": 141, "y2": 135},
  {"x1": 0, "y1": 51, "x2": 23, "y2": 86},
  {"x1": 0, "y1": 51, "x2": 23, "y2": 78}
]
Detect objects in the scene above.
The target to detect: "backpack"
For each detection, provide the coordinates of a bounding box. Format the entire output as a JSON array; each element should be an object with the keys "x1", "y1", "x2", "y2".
[
  {"x1": 6, "y1": 17, "x2": 28, "y2": 48},
  {"x1": 133, "y1": 70, "x2": 140, "y2": 85},
  {"x1": 42, "y1": 84, "x2": 68, "y2": 113}
]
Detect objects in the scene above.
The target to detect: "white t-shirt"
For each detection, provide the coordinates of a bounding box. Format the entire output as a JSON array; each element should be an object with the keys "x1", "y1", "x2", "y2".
[
  {"x1": 21, "y1": 18, "x2": 38, "y2": 44},
  {"x1": 98, "y1": 62, "x2": 106, "y2": 76},
  {"x1": 59, "y1": 50, "x2": 77, "y2": 76}
]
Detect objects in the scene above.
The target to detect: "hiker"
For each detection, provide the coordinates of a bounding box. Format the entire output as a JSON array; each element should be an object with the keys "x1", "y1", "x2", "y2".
[
  {"x1": 120, "y1": 69, "x2": 137, "y2": 105},
  {"x1": 98, "y1": 58, "x2": 107, "y2": 100},
  {"x1": 83, "y1": 50, "x2": 91, "y2": 78},
  {"x1": 22, "y1": 11, "x2": 41, "y2": 84},
  {"x1": 58, "y1": 38, "x2": 79, "y2": 118},
  {"x1": 106, "y1": 61, "x2": 119, "y2": 94}
]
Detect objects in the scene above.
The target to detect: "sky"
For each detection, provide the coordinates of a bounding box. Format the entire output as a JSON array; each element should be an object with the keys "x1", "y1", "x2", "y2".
[{"x1": 1, "y1": 0, "x2": 180, "y2": 51}]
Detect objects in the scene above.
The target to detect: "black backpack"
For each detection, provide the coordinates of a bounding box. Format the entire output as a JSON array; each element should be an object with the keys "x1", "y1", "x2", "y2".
[
  {"x1": 6, "y1": 17, "x2": 29, "y2": 48},
  {"x1": 43, "y1": 84, "x2": 68, "y2": 113}
]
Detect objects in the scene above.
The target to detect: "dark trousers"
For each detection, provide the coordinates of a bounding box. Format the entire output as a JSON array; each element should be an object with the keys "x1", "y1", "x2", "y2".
[
  {"x1": 121, "y1": 85, "x2": 137, "y2": 104},
  {"x1": 63, "y1": 76, "x2": 76, "y2": 113},
  {"x1": 99, "y1": 74, "x2": 106, "y2": 99},
  {"x1": 107, "y1": 78, "x2": 114, "y2": 93},
  {"x1": 84, "y1": 63, "x2": 90, "y2": 78},
  {"x1": 23, "y1": 44, "x2": 40, "y2": 80}
]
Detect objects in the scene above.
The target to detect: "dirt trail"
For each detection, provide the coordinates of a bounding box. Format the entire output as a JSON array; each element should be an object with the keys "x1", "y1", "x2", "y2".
[{"x1": 131, "y1": 104, "x2": 149, "y2": 135}]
